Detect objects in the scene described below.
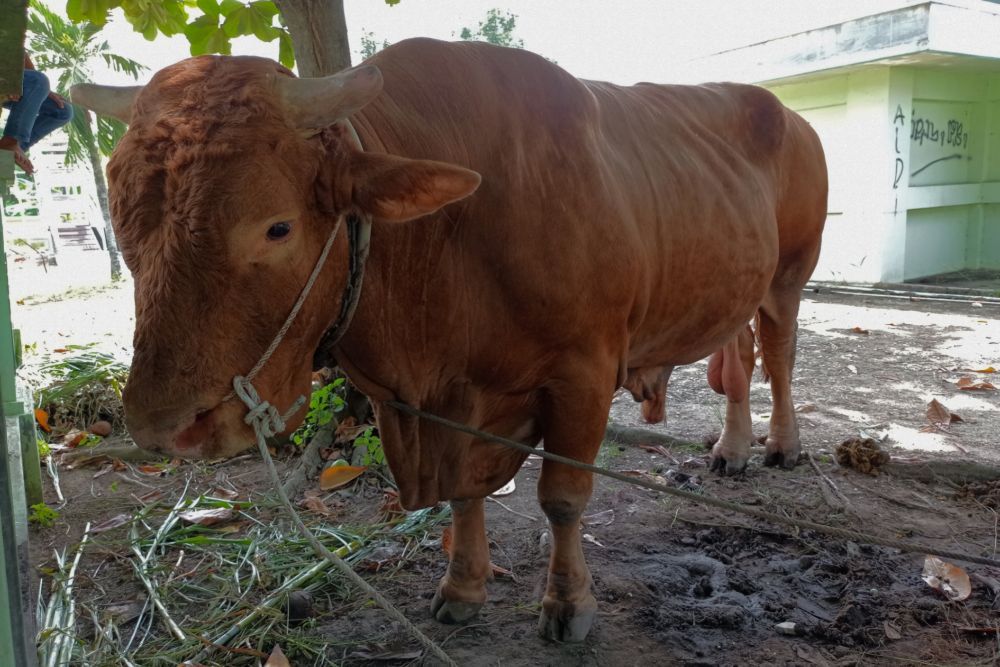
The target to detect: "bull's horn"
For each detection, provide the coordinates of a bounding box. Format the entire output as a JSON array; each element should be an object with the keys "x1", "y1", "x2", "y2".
[
  {"x1": 277, "y1": 64, "x2": 383, "y2": 129},
  {"x1": 70, "y1": 84, "x2": 143, "y2": 123}
]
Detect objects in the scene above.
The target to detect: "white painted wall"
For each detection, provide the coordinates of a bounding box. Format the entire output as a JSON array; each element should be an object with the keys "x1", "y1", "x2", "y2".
[{"x1": 767, "y1": 63, "x2": 1000, "y2": 282}]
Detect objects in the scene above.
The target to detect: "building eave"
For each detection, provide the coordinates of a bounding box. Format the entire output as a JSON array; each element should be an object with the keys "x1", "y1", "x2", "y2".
[{"x1": 689, "y1": 1, "x2": 1000, "y2": 85}]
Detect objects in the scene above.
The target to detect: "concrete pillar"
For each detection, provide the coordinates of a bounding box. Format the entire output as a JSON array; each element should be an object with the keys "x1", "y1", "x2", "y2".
[{"x1": 841, "y1": 67, "x2": 914, "y2": 283}]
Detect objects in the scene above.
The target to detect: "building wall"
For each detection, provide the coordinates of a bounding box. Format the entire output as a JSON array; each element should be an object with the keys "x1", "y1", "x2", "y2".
[{"x1": 767, "y1": 63, "x2": 1000, "y2": 283}]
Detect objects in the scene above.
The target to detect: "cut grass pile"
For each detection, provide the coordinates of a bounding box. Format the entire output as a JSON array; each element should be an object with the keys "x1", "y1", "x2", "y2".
[{"x1": 36, "y1": 482, "x2": 451, "y2": 666}]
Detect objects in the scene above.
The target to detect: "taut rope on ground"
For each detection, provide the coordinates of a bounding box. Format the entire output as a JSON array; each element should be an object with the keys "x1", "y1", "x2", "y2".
[{"x1": 386, "y1": 399, "x2": 1000, "y2": 569}]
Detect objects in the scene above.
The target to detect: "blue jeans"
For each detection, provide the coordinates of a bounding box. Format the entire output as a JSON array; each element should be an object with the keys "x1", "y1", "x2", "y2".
[{"x1": 2, "y1": 70, "x2": 73, "y2": 151}]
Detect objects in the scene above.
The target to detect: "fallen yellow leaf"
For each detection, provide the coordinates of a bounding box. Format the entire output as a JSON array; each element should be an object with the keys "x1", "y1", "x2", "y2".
[
  {"x1": 318, "y1": 464, "x2": 366, "y2": 490},
  {"x1": 34, "y1": 408, "x2": 51, "y2": 433}
]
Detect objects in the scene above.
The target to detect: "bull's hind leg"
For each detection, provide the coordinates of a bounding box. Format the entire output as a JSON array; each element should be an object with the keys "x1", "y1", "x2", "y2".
[
  {"x1": 759, "y1": 256, "x2": 816, "y2": 468},
  {"x1": 707, "y1": 325, "x2": 756, "y2": 475},
  {"x1": 537, "y1": 364, "x2": 616, "y2": 642},
  {"x1": 431, "y1": 498, "x2": 490, "y2": 623}
]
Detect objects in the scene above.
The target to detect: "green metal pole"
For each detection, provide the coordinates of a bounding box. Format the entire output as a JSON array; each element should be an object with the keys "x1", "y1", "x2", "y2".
[{"x1": 1, "y1": 1, "x2": 39, "y2": 664}]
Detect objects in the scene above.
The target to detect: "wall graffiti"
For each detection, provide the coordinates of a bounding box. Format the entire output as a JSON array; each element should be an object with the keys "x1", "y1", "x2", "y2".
[
  {"x1": 892, "y1": 105, "x2": 905, "y2": 195},
  {"x1": 910, "y1": 117, "x2": 969, "y2": 149},
  {"x1": 908, "y1": 104, "x2": 974, "y2": 184}
]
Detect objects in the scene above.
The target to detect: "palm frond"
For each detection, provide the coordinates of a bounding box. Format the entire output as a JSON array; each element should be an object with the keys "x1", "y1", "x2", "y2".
[
  {"x1": 64, "y1": 107, "x2": 94, "y2": 166},
  {"x1": 100, "y1": 53, "x2": 147, "y2": 77},
  {"x1": 96, "y1": 116, "x2": 127, "y2": 157}
]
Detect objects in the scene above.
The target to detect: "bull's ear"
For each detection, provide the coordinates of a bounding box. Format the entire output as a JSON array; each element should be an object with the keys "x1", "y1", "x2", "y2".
[{"x1": 350, "y1": 152, "x2": 481, "y2": 222}]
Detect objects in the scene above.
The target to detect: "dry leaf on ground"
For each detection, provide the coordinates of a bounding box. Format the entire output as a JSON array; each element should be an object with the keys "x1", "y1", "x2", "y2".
[
  {"x1": 334, "y1": 418, "x2": 370, "y2": 444},
  {"x1": 264, "y1": 645, "x2": 291, "y2": 667},
  {"x1": 179, "y1": 508, "x2": 233, "y2": 526},
  {"x1": 297, "y1": 495, "x2": 333, "y2": 516},
  {"x1": 850, "y1": 326, "x2": 869, "y2": 335},
  {"x1": 925, "y1": 398, "x2": 963, "y2": 427},
  {"x1": 319, "y1": 464, "x2": 366, "y2": 490},
  {"x1": 883, "y1": 620, "x2": 902, "y2": 640},
  {"x1": 378, "y1": 489, "x2": 404, "y2": 517},
  {"x1": 965, "y1": 366, "x2": 996, "y2": 374},
  {"x1": 921, "y1": 555, "x2": 971, "y2": 601},
  {"x1": 956, "y1": 376, "x2": 997, "y2": 391}
]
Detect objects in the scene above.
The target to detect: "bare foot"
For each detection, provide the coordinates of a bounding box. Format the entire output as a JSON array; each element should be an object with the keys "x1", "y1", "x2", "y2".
[{"x1": 0, "y1": 143, "x2": 34, "y2": 175}]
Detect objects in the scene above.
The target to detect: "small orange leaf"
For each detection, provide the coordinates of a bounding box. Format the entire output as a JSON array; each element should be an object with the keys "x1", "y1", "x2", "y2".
[
  {"x1": 52, "y1": 348, "x2": 69, "y2": 353},
  {"x1": 967, "y1": 366, "x2": 996, "y2": 374},
  {"x1": 35, "y1": 408, "x2": 51, "y2": 433},
  {"x1": 318, "y1": 464, "x2": 366, "y2": 490},
  {"x1": 850, "y1": 326, "x2": 869, "y2": 335},
  {"x1": 137, "y1": 464, "x2": 164, "y2": 475}
]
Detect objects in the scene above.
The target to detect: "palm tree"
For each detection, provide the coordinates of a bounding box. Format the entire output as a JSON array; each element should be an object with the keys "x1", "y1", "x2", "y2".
[{"x1": 26, "y1": 0, "x2": 145, "y2": 279}]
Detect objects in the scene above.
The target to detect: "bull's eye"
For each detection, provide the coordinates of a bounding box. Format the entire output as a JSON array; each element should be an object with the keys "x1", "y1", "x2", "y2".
[{"x1": 266, "y1": 222, "x2": 292, "y2": 240}]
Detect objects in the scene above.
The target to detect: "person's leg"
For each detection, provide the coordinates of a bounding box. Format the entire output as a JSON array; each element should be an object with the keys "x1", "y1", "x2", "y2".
[
  {"x1": 25, "y1": 95, "x2": 74, "y2": 149},
  {"x1": 2, "y1": 70, "x2": 50, "y2": 151}
]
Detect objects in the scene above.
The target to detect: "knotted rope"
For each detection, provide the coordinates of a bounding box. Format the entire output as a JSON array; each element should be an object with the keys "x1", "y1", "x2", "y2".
[{"x1": 227, "y1": 215, "x2": 456, "y2": 666}]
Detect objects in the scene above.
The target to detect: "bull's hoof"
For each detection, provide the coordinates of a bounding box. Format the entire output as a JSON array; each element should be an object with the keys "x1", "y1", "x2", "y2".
[
  {"x1": 430, "y1": 591, "x2": 482, "y2": 624},
  {"x1": 709, "y1": 444, "x2": 749, "y2": 477},
  {"x1": 763, "y1": 438, "x2": 801, "y2": 470},
  {"x1": 538, "y1": 595, "x2": 597, "y2": 642}
]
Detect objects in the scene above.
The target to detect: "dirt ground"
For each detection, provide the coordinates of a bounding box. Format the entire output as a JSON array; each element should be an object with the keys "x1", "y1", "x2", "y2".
[{"x1": 18, "y1": 283, "x2": 1000, "y2": 666}]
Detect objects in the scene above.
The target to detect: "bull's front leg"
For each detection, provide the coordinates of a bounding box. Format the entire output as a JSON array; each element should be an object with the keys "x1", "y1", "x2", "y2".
[
  {"x1": 538, "y1": 460, "x2": 598, "y2": 642},
  {"x1": 431, "y1": 498, "x2": 490, "y2": 623},
  {"x1": 536, "y1": 369, "x2": 613, "y2": 642}
]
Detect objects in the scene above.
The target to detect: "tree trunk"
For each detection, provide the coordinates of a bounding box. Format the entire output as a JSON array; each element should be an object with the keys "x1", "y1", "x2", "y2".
[
  {"x1": 85, "y1": 133, "x2": 121, "y2": 280},
  {"x1": 274, "y1": 0, "x2": 352, "y2": 77}
]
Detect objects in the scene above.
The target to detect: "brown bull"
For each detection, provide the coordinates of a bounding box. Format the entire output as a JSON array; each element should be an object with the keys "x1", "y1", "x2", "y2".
[{"x1": 72, "y1": 38, "x2": 827, "y2": 642}]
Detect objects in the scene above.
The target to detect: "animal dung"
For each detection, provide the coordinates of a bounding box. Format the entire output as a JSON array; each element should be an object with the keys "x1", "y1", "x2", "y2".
[{"x1": 835, "y1": 437, "x2": 891, "y2": 475}]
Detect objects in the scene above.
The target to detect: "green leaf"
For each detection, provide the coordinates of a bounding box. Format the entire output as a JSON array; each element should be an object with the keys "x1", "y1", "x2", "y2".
[
  {"x1": 185, "y1": 14, "x2": 231, "y2": 55},
  {"x1": 249, "y1": 1, "x2": 278, "y2": 18},
  {"x1": 122, "y1": 0, "x2": 188, "y2": 38},
  {"x1": 218, "y1": 0, "x2": 243, "y2": 16},
  {"x1": 278, "y1": 29, "x2": 295, "y2": 68},
  {"x1": 196, "y1": 0, "x2": 221, "y2": 16},
  {"x1": 221, "y1": 1, "x2": 278, "y2": 40}
]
